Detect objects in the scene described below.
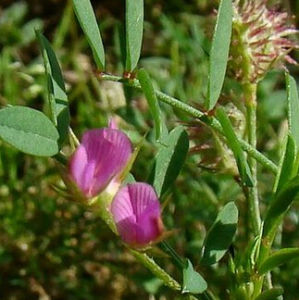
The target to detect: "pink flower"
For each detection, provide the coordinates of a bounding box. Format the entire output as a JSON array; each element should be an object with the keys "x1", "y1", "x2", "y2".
[
  {"x1": 111, "y1": 183, "x2": 164, "y2": 247},
  {"x1": 69, "y1": 128, "x2": 132, "y2": 198}
]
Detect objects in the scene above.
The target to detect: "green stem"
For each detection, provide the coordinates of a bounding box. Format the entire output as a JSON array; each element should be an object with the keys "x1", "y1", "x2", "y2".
[
  {"x1": 160, "y1": 241, "x2": 187, "y2": 269},
  {"x1": 244, "y1": 83, "x2": 264, "y2": 298},
  {"x1": 245, "y1": 84, "x2": 261, "y2": 236},
  {"x1": 129, "y1": 249, "x2": 181, "y2": 291},
  {"x1": 99, "y1": 73, "x2": 278, "y2": 174}
]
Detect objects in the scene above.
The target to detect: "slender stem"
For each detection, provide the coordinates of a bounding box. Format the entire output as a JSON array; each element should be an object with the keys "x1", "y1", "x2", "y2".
[
  {"x1": 245, "y1": 84, "x2": 261, "y2": 236},
  {"x1": 129, "y1": 249, "x2": 181, "y2": 291},
  {"x1": 244, "y1": 83, "x2": 265, "y2": 298},
  {"x1": 98, "y1": 73, "x2": 278, "y2": 174},
  {"x1": 160, "y1": 241, "x2": 187, "y2": 269}
]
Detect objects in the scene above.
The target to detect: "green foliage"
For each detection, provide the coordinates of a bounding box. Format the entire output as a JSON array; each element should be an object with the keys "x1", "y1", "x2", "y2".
[
  {"x1": 216, "y1": 107, "x2": 253, "y2": 186},
  {"x1": 0, "y1": 106, "x2": 59, "y2": 156},
  {"x1": 125, "y1": 0, "x2": 144, "y2": 71},
  {"x1": 150, "y1": 126, "x2": 189, "y2": 197},
  {"x1": 207, "y1": 0, "x2": 232, "y2": 110},
  {"x1": 273, "y1": 135, "x2": 296, "y2": 193},
  {"x1": 72, "y1": 0, "x2": 105, "y2": 70},
  {"x1": 286, "y1": 73, "x2": 299, "y2": 148},
  {"x1": 1, "y1": 1, "x2": 299, "y2": 299},
  {"x1": 255, "y1": 288, "x2": 284, "y2": 300},
  {"x1": 201, "y1": 202, "x2": 238, "y2": 265},
  {"x1": 36, "y1": 31, "x2": 70, "y2": 145},
  {"x1": 259, "y1": 248, "x2": 299, "y2": 275},
  {"x1": 263, "y1": 175, "x2": 299, "y2": 244},
  {"x1": 137, "y1": 68, "x2": 162, "y2": 140},
  {"x1": 182, "y1": 259, "x2": 207, "y2": 294}
]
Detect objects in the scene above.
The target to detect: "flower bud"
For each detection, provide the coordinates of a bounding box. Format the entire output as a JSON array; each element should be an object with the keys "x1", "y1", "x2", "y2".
[
  {"x1": 111, "y1": 183, "x2": 164, "y2": 247},
  {"x1": 69, "y1": 128, "x2": 132, "y2": 198}
]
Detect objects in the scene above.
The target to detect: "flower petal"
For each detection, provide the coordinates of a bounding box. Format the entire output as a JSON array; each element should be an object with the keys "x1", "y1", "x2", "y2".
[
  {"x1": 111, "y1": 183, "x2": 163, "y2": 246},
  {"x1": 70, "y1": 128, "x2": 132, "y2": 197},
  {"x1": 69, "y1": 145, "x2": 88, "y2": 188}
]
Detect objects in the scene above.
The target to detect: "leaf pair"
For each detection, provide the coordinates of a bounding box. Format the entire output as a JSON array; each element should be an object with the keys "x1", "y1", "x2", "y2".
[{"x1": 73, "y1": 0, "x2": 144, "y2": 72}]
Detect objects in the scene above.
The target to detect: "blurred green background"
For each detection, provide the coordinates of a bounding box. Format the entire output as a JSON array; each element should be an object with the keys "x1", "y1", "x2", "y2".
[{"x1": 1, "y1": 0, "x2": 299, "y2": 299}]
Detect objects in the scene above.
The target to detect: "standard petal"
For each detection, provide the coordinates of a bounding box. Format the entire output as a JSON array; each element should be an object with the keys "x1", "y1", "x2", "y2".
[
  {"x1": 111, "y1": 185, "x2": 134, "y2": 222},
  {"x1": 111, "y1": 183, "x2": 163, "y2": 246},
  {"x1": 72, "y1": 128, "x2": 132, "y2": 197},
  {"x1": 127, "y1": 183, "x2": 159, "y2": 218}
]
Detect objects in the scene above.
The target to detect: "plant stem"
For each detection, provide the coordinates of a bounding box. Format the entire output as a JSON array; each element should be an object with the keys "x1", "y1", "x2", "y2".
[
  {"x1": 98, "y1": 73, "x2": 278, "y2": 174},
  {"x1": 129, "y1": 249, "x2": 181, "y2": 291},
  {"x1": 160, "y1": 241, "x2": 187, "y2": 269},
  {"x1": 245, "y1": 83, "x2": 261, "y2": 236}
]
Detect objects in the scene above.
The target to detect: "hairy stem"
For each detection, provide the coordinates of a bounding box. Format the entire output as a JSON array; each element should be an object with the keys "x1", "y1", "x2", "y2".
[
  {"x1": 130, "y1": 249, "x2": 181, "y2": 291},
  {"x1": 245, "y1": 83, "x2": 261, "y2": 236},
  {"x1": 99, "y1": 73, "x2": 278, "y2": 174}
]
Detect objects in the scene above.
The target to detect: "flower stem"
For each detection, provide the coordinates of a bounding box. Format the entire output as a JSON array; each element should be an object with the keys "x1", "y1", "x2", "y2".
[
  {"x1": 245, "y1": 83, "x2": 261, "y2": 236},
  {"x1": 98, "y1": 73, "x2": 278, "y2": 174},
  {"x1": 130, "y1": 249, "x2": 181, "y2": 291}
]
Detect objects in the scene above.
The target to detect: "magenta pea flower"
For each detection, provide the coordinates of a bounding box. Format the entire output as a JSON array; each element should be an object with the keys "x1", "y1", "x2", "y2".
[
  {"x1": 111, "y1": 183, "x2": 164, "y2": 247},
  {"x1": 69, "y1": 127, "x2": 132, "y2": 198}
]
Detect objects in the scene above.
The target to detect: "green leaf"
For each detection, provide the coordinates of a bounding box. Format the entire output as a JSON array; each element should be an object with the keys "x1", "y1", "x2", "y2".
[
  {"x1": 36, "y1": 31, "x2": 70, "y2": 145},
  {"x1": 286, "y1": 73, "x2": 299, "y2": 148},
  {"x1": 216, "y1": 107, "x2": 253, "y2": 187},
  {"x1": 201, "y1": 202, "x2": 238, "y2": 265},
  {"x1": 263, "y1": 175, "x2": 299, "y2": 243},
  {"x1": 73, "y1": 0, "x2": 105, "y2": 69},
  {"x1": 207, "y1": 0, "x2": 232, "y2": 110},
  {"x1": 255, "y1": 288, "x2": 284, "y2": 300},
  {"x1": 150, "y1": 126, "x2": 189, "y2": 197},
  {"x1": 138, "y1": 68, "x2": 162, "y2": 140},
  {"x1": 0, "y1": 106, "x2": 59, "y2": 156},
  {"x1": 182, "y1": 260, "x2": 207, "y2": 294},
  {"x1": 125, "y1": 0, "x2": 144, "y2": 71},
  {"x1": 259, "y1": 248, "x2": 299, "y2": 275},
  {"x1": 273, "y1": 135, "x2": 296, "y2": 193}
]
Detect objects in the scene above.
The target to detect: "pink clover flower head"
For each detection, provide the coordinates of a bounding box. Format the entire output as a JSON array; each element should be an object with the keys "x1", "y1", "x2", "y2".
[
  {"x1": 111, "y1": 183, "x2": 163, "y2": 247},
  {"x1": 69, "y1": 128, "x2": 132, "y2": 198}
]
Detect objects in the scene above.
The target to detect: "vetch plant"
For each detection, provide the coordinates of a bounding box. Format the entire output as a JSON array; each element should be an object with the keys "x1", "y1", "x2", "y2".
[{"x1": 1, "y1": 0, "x2": 299, "y2": 299}]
